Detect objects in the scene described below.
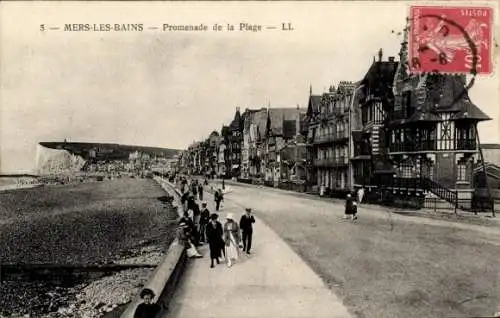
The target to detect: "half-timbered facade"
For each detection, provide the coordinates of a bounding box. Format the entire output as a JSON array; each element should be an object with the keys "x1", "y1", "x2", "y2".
[
  {"x1": 387, "y1": 22, "x2": 491, "y2": 208},
  {"x1": 354, "y1": 50, "x2": 399, "y2": 194}
]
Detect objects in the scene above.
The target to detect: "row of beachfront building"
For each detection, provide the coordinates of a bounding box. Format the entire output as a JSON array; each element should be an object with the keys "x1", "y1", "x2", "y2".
[{"x1": 177, "y1": 25, "x2": 493, "y2": 211}]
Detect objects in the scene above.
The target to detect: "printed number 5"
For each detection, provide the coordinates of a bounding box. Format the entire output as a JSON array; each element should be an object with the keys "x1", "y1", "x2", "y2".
[{"x1": 40, "y1": 24, "x2": 45, "y2": 31}]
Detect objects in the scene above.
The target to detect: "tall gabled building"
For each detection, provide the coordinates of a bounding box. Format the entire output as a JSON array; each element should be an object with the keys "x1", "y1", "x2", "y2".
[
  {"x1": 242, "y1": 108, "x2": 268, "y2": 180},
  {"x1": 218, "y1": 125, "x2": 230, "y2": 178},
  {"x1": 305, "y1": 88, "x2": 324, "y2": 189},
  {"x1": 386, "y1": 20, "x2": 491, "y2": 209},
  {"x1": 228, "y1": 107, "x2": 244, "y2": 178},
  {"x1": 355, "y1": 50, "x2": 399, "y2": 193},
  {"x1": 264, "y1": 106, "x2": 307, "y2": 185}
]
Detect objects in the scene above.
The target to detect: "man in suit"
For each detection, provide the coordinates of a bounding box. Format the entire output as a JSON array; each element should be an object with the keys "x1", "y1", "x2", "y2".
[
  {"x1": 199, "y1": 202, "x2": 210, "y2": 243},
  {"x1": 239, "y1": 208, "x2": 255, "y2": 254}
]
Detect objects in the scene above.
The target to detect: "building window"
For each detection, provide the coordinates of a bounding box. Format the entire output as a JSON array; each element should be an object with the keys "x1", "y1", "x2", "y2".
[
  {"x1": 400, "y1": 162, "x2": 413, "y2": 178},
  {"x1": 457, "y1": 163, "x2": 467, "y2": 181}
]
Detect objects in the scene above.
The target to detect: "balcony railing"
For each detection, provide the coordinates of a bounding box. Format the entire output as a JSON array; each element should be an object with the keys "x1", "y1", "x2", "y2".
[
  {"x1": 456, "y1": 139, "x2": 477, "y2": 150},
  {"x1": 313, "y1": 132, "x2": 349, "y2": 145},
  {"x1": 313, "y1": 134, "x2": 335, "y2": 144},
  {"x1": 354, "y1": 144, "x2": 371, "y2": 156},
  {"x1": 354, "y1": 175, "x2": 371, "y2": 185},
  {"x1": 313, "y1": 157, "x2": 348, "y2": 167},
  {"x1": 333, "y1": 107, "x2": 349, "y2": 115},
  {"x1": 334, "y1": 131, "x2": 349, "y2": 141},
  {"x1": 389, "y1": 139, "x2": 477, "y2": 153}
]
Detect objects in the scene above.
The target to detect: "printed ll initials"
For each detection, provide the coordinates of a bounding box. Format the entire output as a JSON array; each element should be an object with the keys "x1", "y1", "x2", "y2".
[{"x1": 282, "y1": 23, "x2": 294, "y2": 31}]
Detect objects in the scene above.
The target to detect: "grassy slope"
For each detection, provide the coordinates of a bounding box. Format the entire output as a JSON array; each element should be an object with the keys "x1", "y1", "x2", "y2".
[{"x1": 0, "y1": 178, "x2": 178, "y2": 264}]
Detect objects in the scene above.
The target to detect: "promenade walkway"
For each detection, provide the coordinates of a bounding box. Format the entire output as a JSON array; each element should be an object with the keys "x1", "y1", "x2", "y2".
[{"x1": 165, "y1": 188, "x2": 352, "y2": 318}]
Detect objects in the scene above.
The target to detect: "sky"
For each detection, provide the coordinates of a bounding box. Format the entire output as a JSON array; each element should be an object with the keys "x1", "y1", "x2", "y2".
[{"x1": 1, "y1": 1, "x2": 499, "y2": 173}]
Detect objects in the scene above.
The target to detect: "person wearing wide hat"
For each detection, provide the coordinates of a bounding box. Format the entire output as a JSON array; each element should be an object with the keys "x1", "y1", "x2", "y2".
[
  {"x1": 239, "y1": 208, "x2": 256, "y2": 254},
  {"x1": 178, "y1": 221, "x2": 202, "y2": 258},
  {"x1": 205, "y1": 213, "x2": 224, "y2": 268},
  {"x1": 223, "y1": 213, "x2": 241, "y2": 267}
]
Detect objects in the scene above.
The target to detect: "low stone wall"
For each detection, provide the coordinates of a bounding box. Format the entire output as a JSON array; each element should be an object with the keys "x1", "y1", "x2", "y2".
[{"x1": 120, "y1": 177, "x2": 186, "y2": 318}]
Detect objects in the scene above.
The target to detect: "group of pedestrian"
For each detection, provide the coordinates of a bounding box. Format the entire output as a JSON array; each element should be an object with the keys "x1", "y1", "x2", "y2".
[
  {"x1": 135, "y1": 175, "x2": 256, "y2": 317},
  {"x1": 206, "y1": 208, "x2": 255, "y2": 268},
  {"x1": 177, "y1": 175, "x2": 255, "y2": 269},
  {"x1": 180, "y1": 206, "x2": 255, "y2": 265}
]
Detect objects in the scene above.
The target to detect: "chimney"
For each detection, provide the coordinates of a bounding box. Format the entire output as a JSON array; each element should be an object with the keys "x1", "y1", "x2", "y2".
[
  {"x1": 297, "y1": 104, "x2": 299, "y2": 109},
  {"x1": 236, "y1": 106, "x2": 240, "y2": 112},
  {"x1": 388, "y1": 56, "x2": 395, "y2": 62},
  {"x1": 378, "y1": 48, "x2": 383, "y2": 62}
]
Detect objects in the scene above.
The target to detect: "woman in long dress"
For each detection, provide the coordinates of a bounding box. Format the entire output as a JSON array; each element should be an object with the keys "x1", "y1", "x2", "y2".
[
  {"x1": 206, "y1": 213, "x2": 224, "y2": 268},
  {"x1": 223, "y1": 213, "x2": 241, "y2": 267}
]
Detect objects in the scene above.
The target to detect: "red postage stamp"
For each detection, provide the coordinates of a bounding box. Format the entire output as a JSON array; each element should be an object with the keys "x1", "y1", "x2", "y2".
[{"x1": 409, "y1": 6, "x2": 493, "y2": 74}]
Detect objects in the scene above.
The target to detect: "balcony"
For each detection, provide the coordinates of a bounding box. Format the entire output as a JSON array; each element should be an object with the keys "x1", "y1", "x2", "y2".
[
  {"x1": 354, "y1": 175, "x2": 371, "y2": 185},
  {"x1": 333, "y1": 107, "x2": 349, "y2": 115},
  {"x1": 389, "y1": 139, "x2": 477, "y2": 153},
  {"x1": 354, "y1": 143, "x2": 371, "y2": 157},
  {"x1": 389, "y1": 141, "x2": 434, "y2": 153},
  {"x1": 313, "y1": 157, "x2": 349, "y2": 168},
  {"x1": 456, "y1": 139, "x2": 477, "y2": 150},
  {"x1": 334, "y1": 131, "x2": 349, "y2": 142},
  {"x1": 389, "y1": 109, "x2": 412, "y2": 122},
  {"x1": 313, "y1": 134, "x2": 335, "y2": 145}
]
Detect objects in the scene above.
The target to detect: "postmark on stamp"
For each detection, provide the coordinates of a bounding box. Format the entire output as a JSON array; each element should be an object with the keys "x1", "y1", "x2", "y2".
[{"x1": 409, "y1": 6, "x2": 493, "y2": 75}]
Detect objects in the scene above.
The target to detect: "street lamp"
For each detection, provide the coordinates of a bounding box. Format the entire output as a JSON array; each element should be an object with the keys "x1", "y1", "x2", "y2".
[{"x1": 348, "y1": 84, "x2": 365, "y2": 192}]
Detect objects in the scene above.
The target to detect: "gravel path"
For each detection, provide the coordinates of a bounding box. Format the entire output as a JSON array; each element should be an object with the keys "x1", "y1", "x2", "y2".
[{"x1": 0, "y1": 178, "x2": 179, "y2": 317}]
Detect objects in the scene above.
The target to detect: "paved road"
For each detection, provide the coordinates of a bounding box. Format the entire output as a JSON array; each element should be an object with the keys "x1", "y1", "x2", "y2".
[
  {"x1": 212, "y1": 180, "x2": 500, "y2": 237},
  {"x1": 201, "y1": 181, "x2": 500, "y2": 318},
  {"x1": 165, "y1": 191, "x2": 352, "y2": 318}
]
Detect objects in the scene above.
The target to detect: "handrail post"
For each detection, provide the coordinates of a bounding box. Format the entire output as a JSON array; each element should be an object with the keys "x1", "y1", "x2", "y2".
[{"x1": 474, "y1": 123, "x2": 494, "y2": 217}]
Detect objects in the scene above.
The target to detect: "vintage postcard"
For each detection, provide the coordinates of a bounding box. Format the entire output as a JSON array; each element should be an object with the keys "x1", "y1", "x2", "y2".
[{"x1": 1, "y1": 1, "x2": 499, "y2": 318}]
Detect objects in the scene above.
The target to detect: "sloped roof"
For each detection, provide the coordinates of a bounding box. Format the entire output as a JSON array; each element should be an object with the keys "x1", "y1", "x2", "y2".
[
  {"x1": 283, "y1": 120, "x2": 297, "y2": 139},
  {"x1": 451, "y1": 99, "x2": 491, "y2": 121},
  {"x1": 299, "y1": 113, "x2": 309, "y2": 133},
  {"x1": 221, "y1": 125, "x2": 230, "y2": 137},
  {"x1": 243, "y1": 108, "x2": 266, "y2": 132},
  {"x1": 243, "y1": 110, "x2": 254, "y2": 132},
  {"x1": 268, "y1": 107, "x2": 307, "y2": 136},
  {"x1": 361, "y1": 60, "x2": 399, "y2": 93},
  {"x1": 306, "y1": 95, "x2": 322, "y2": 117},
  {"x1": 396, "y1": 74, "x2": 491, "y2": 123},
  {"x1": 230, "y1": 109, "x2": 242, "y2": 130}
]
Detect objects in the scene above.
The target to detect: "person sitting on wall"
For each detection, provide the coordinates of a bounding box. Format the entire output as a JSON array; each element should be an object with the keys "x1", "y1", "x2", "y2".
[
  {"x1": 133, "y1": 288, "x2": 162, "y2": 318},
  {"x1": 179, "y1": 212, "x2": 195, "y2": 232},
  {"x1": 178, "y1": 221, "x2": 202, "y2": 258}
]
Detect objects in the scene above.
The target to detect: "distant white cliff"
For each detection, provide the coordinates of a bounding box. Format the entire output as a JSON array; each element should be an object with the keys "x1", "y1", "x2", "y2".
[{"x1": 35, "y1": 144, "x2": 86, "y2": 174}]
